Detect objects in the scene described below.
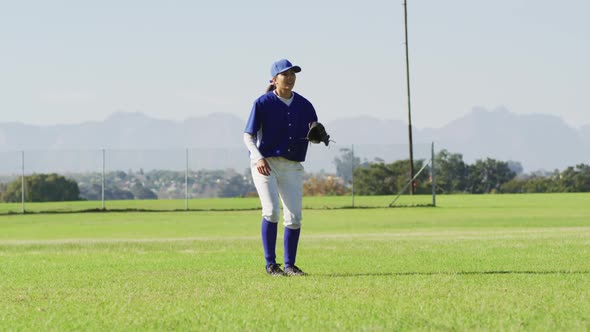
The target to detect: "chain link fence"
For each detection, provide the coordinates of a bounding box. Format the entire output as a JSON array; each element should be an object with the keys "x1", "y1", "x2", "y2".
[{"x1": 0, "y1": 143, "x2": 435, "y2": 214}]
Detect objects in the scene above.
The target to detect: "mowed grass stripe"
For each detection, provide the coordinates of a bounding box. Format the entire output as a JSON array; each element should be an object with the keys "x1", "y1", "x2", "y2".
[
  {"x1": 1, "y1": 192, "x2": 586, "y2": 214},
  {"x1": 1, "y1": 193, "x2": 589, "y2": 241},
  {"x1": 2, "y1": 226, "x2": 590, "y2": 246}
]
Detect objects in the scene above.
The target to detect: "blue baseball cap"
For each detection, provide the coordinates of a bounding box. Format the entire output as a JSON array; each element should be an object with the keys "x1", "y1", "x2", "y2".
[{"x1": 270, "y1": 59, "x2": 301, "y2": 79}]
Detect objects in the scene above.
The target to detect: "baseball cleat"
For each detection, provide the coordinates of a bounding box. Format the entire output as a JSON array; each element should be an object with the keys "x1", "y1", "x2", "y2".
[
  {"x1": 266, "y1": 263, "x2": 285, "y2": 276},
  {"x1": 284, "y1": 265, "x2": 307, "y2": 276}
]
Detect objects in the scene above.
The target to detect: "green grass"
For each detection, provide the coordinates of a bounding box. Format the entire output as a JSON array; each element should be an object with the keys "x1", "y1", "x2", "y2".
[
  {"x1": 0, "y1": 194, "x2": 434, "y2": 214},
  {"x1": 1, "y1": 193, "x2": 589, "y2": 331}
]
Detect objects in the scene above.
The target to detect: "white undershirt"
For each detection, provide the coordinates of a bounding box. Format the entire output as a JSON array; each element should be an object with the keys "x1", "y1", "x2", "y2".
[{"x1": 274, "y1": 90, "x2": 294, "y2": 106}]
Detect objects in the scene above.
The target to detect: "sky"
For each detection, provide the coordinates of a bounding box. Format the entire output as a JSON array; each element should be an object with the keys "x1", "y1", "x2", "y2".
[{"x1": 1, "y1": 0, "x2": 589, "y2": 129}]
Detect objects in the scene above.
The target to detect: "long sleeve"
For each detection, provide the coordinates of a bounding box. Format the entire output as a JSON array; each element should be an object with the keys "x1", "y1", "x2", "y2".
[{"x1": 243, "y1": 133, "x2": 264, "y2": 162}]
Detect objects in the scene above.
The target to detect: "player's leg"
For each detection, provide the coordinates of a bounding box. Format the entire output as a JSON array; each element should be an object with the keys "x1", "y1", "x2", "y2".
[
  {"x1": 276, "y1": 159, "x2": 306, "y2": 275},
  {"x1": 251, "y1": 158, "x2": 282, "y2": 274}
]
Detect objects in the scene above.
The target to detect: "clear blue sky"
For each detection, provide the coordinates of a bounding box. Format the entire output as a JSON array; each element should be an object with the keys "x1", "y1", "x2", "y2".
[{"x1": 1, "y1": 0, "x2": 588, "y2": 128}]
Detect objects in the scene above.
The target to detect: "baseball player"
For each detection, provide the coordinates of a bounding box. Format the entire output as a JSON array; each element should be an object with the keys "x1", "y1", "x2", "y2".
[{"x1": 243, "y1": 59, "x2": 319, "y2": 276}]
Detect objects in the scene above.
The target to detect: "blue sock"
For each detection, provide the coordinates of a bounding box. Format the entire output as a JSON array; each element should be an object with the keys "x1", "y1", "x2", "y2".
[
  {"x1": 284, "y1": 227, "x2": 301, "y2": 268},
  {"x1": 261, "y1": 218, "x2": 278, "y2": 267}
]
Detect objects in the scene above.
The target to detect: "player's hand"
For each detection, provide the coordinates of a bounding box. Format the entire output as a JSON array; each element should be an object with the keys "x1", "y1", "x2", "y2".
[{"x1": 256, "y1": 158, "x2": 271, "y2": 176}]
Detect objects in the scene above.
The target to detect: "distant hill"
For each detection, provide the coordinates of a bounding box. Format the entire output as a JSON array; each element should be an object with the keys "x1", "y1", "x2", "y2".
[
  {"x1": 325, "y1": 116, "x2": 408, "y2": 145},
  {"x1": 419, "y1": 107, "x2": 589, "y2": 172},
  {"x1": 326, "y1": 108, "x2": 589, "y2": 172},
  {"x1": 0, "y1": 112, "x2": 248, "y2": 174},
  {"x1": 0, "y1": 112, "x2": 244, "y2": 149},
  {"x1": 0, "y1": 108, "x2": 588, "y2": 173}
]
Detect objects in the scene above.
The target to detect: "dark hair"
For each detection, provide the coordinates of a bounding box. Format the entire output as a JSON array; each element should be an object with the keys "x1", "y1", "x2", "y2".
[{"x1": 266, "y1": 83, "x2": 276, "y2": 93}]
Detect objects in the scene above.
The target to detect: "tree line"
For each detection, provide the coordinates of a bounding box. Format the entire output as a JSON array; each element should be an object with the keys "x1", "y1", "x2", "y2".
[
  {"x1": 0, "y1": 169, "x2": 257, "y2": 203},
  {"x1": 1, "y1": 149, "x2": 589, "y2": 202},
  {"x1": 433, "y1": 150, "x2": 590, "y2": 194},
  {"x1": 333, "y1": 148, "x2": 590, "y2": 195}
]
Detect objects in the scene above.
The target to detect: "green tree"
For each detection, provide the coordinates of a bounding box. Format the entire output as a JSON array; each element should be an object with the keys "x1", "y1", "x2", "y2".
[
  {"x1": 354, "y1": 159, "x2": 430, "y2": 195},
  {"x1": 467, "y1": 158, "x2": 516, "y2": 193},
  {"x1": 2, "y1": 173, "x2": 81, "y2": 202},
  {"x1": 0, "y1": 182, "x2": 7, "y2": 201},
  {"x1": 433, "y1": 150, "x2": 469, "y2": 193},
  {"x1": 558, "y1": 164, "x2": 590, "y2": 192},
  {"x1": 500, "y1": 176, "x2": 559, "y2": 193}
]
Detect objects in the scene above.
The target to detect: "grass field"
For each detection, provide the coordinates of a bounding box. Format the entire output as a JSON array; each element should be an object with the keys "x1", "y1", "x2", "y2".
[
  {"x1": 1, "y1": 193, "x2": 589, "y2": 331},
  {"x1": 0, "y1": 194, "x2": 433, "y2": 214}
]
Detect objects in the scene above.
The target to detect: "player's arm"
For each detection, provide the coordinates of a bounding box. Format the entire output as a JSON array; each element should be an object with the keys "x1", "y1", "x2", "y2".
[{"x1": 243, "y1": 133, "x2": 271, "y2": 176}]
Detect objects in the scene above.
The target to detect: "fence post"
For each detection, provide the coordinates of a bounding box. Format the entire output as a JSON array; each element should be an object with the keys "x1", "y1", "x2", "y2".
[
  {"x1": 431, "y1": 142, "x2": 436, "y2": 207},
  {"x1": 101, "y1": 149, "x2": 105, "y2": 210},
  {"x1": 351, "y1": 144, "x2": 355, "y2": 208},
  {"x1": 185, "y1": 148, "x2": 189, "y2": 211},
  {"x1": 21, "y1": 150, "x2": 25, "y2": 214}
]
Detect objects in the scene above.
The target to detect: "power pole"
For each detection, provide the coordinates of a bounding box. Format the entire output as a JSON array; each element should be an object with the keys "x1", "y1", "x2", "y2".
[{"x1": 403, "y1": 0, "x2": 415, "y2": 195}]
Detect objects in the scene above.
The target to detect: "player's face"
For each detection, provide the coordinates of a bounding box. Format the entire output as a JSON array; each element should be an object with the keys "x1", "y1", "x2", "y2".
[{"x1": 274, "y1": 69, "x2": 297, "y2": 91}]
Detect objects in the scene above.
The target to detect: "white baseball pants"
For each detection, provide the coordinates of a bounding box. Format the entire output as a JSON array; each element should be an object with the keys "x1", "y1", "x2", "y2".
[{"x1": 251, "y1": 157, "x2": 304, "y2": 229}]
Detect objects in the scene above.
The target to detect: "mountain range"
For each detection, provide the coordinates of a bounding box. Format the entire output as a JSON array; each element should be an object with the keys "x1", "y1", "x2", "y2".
[{"x1": 1, "y1": 108, "x2": 588, "y2": 174}]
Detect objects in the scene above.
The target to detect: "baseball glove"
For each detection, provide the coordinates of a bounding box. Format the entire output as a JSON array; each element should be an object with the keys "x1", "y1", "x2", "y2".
[{"x1": 307, "y1": 122, "x2": 331, "y2": 146}]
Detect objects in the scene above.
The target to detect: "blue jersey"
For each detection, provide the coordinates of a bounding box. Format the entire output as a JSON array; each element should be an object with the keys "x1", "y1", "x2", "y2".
[{"x1": 245, "y1": 91, "x2": 318, "y2": 162}]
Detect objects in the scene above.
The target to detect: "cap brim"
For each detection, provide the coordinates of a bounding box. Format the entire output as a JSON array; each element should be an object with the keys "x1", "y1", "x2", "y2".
[{"x1": 279, "y1": 65, "x2": 301, "y2": 74}]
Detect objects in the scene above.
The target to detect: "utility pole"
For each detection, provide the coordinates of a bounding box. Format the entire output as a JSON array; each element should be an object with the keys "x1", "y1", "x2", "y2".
[{"x1": 403, "y1": 0, "x2": 415, "y2": 195}]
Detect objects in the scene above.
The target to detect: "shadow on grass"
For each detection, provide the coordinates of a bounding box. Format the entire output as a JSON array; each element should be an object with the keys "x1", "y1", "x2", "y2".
[
  {"x1": 0, "y1": 204, "x2": 436, "y2": 216},
  {"x1": 318, "y1": 270, "x2": 590, "y2": 278}
]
